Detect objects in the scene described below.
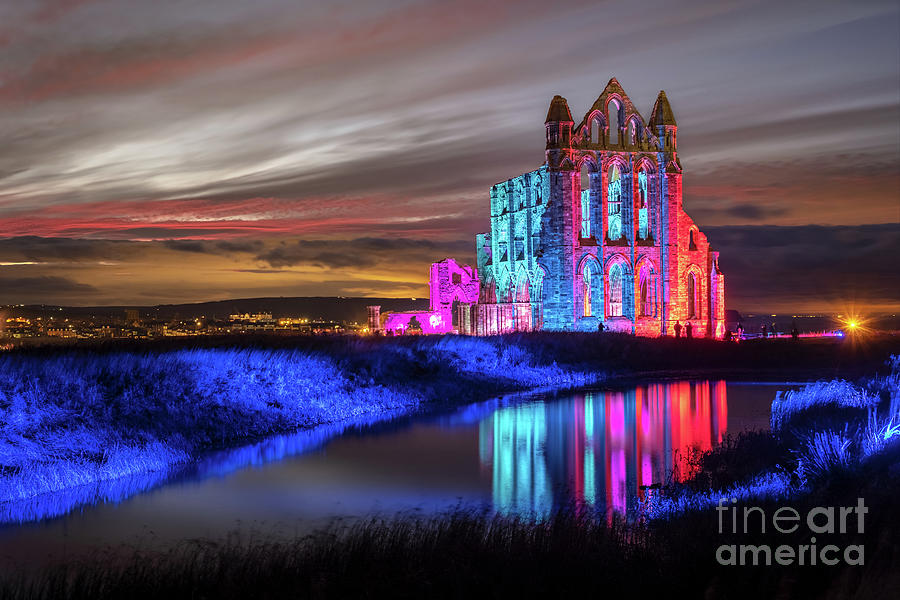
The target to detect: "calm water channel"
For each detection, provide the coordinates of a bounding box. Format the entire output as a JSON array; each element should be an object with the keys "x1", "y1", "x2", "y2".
[{"x1": 0, "y1": 380, "x2": 794, "y2": 564}]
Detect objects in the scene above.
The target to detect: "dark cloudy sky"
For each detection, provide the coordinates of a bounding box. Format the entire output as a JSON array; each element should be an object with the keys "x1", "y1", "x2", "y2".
[{"x1": 0, "y1": 0, "x2": 898, "y2": 313}]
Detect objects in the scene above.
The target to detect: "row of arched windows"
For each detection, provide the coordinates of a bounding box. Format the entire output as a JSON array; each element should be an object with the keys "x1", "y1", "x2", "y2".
[
  {"x1": 582, "y1": 99, "x2": 645, "y2": 148},
  {"x1": 578, "y1": 262, "x2": 701, "y2": 320},
  {"x1": 579, "y1": 163, "x2": 655, "y2": 242},
  {"x1": 491, "y1": 174, "x2": 544, "y2": 217},
  {"x1": 579, "y1": 261, "x2": 655, "y2": 319}
]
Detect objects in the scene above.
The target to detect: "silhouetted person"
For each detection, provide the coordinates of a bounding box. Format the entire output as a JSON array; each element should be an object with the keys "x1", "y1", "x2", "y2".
[
  {"x1": 771, "y1": 322, "x2": 777, "y2": 337},
  {"x1": 597, "y1": 322, "x2": 604, "y2": 333},
  {"x1": 791, "y1": 321, "x2": 799, "y2": 340},
  {"x1": 724, "y1": 329, "x2": 733, "y2": 342},
  {"x1": 736, "y1": 323, "x2": 744, "y2": 340},
  {"x1": 685, "y1": 321, "x2": 693, "y2": 339},
  {"x1": 762, "y1": 324, "x2": 768, "y2": 338},
  {"x1": 674, "y1": 320, "x2": 682, "y2": 338}
]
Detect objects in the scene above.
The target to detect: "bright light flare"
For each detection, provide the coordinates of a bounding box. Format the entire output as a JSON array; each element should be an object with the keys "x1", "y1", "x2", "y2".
[{"x1": 839, "y1": 314, "x2": 871, "y2": 337}]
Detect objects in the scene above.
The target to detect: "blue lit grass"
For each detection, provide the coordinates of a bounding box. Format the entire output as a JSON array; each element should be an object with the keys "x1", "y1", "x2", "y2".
[
  {"x1": 0, "y1": 339, "x2": 603, "y2": 520},
  {"x1": 777, "y1": 363, "x2": 900, "y2": 486},
  {"x1": 0, "y1": 349, "x2": 413, "y2": 512}
]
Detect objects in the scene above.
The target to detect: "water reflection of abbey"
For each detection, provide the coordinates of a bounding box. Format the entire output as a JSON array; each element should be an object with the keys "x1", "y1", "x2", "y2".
[{"x1": 478, "y1": 381, "x2": 727, "y2": 518}]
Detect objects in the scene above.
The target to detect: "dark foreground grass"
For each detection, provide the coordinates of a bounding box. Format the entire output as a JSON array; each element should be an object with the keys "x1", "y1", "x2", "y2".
[{"x1": 1, "y1": 450, "x2": 897, "y2": 600}]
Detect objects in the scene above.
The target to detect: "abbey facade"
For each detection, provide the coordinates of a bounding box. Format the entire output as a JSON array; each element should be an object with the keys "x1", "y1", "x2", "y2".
[{"x1": 381, "y1": 78, "x2": 724, "y2": 338}]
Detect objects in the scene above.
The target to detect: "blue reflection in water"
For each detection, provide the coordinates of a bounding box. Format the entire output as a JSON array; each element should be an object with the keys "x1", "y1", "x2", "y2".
[
  {"x1": 0, "y1": 409, "x2": 407, "y2": 525},
  {"x1": 488, "y1": 401, "x2": 553, "y2": 519},
  {"x1": 0, "y1": 470, "x2": 172, "y2": 526},
  {"x1": 479, "y1": 381, "x2": 729, "y2": 518}
]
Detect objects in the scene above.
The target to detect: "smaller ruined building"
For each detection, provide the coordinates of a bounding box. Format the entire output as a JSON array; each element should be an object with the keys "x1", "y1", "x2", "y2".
[
  {"x1": 381, "y1": 259, "x2": 478, "y2": 334},
  {"x1": 381, "y1": 78, "x2": 724, "y2": 338}
]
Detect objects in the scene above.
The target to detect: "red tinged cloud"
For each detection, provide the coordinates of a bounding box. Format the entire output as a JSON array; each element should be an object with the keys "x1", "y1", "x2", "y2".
[
  {"x1": 1, "y1": 35, "x2": 292, "y2": 104},
  {"x1": 33, "y1": 0, "x2": 98, "y2": 23},
  {"x1": 1, "y1": 0, "x2": 549, "y2": 105},
  {"x1": 0, "y1": 0, "x2": 98, "y2": 50},
  {"x1": 0, "y1": 196, "x2": 471, "y2": 240}
]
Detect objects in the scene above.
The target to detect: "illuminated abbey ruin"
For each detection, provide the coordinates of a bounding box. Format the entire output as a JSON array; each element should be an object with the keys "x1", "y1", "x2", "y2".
[{"x1": 383, "y1": 78, "x2": 724, "y2": 337}]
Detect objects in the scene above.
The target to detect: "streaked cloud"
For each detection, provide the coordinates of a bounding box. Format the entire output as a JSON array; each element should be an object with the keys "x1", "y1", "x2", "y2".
[{"x1": 0, "y1": 0, "x2": 896, "y2": 310}]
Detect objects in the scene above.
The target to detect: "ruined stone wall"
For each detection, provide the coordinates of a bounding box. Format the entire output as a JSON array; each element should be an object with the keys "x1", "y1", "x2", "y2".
[
  {"x1": 475, "y1": 167, "x2": 547, "y2": 334},
  {"x1": 429, "y1": 258, "x2": 478, "y2": 333},
  {"x1": 427, "y1": 78, "x2": 724, "y2": 339}
]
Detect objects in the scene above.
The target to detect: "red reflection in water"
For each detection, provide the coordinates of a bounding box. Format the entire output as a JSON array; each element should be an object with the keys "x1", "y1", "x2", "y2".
[{"x1": 482, "y1": 381, "x2": 729, "y2": 518}]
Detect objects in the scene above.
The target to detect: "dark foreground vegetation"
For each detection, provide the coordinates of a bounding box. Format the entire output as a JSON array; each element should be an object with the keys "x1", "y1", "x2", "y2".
[
  {"x1": 2, "y1": 428, "x2": 897, "y2": 598},
  {"x1": 3, "y1": 494, "x2": 897, "y2": 600}
]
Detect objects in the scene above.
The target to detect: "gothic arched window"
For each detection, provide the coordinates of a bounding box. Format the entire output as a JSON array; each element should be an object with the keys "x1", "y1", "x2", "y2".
[
  {"x1": 687, "y1": 272, "x2": 698, "y2": 319},
  {"x1": 582, "y1": 265, "x2": 592, "y2": 317},
  {"x1": 609, "y1": 263, "x2": 623, "y2": 317},
  {"x1": 638, "y1": 170, "x2": 649, "y2": 240},
  {"x1": 639, "y1": 264, "x2": 656, "y2": 317},
  {"x1": 640, "y1": 277, "x2": 649, "y2": 316},
  {"x1": 607, "y1": 165, "x2": 622, "y2": 240},
  {"x1": 516, "y1": 276, "x2": 530, "y2": 303},
  {"x1": 609, "y1": 99, "x2": 621, "y2": 145},
  {"x1": 580, "y1": 162, "x2": 592, "y2": 238}
]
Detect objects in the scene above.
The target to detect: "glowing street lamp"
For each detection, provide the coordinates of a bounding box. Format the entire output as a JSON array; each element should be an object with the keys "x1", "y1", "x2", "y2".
[{"x1": 839, "y1": 314, "x2": 868, "y2": 337}]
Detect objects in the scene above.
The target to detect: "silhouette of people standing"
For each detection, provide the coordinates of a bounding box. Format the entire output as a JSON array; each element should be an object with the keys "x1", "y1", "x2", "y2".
[
  {"x1": 762, "y1": 324, "x2": 768, "y2": 338},
  {"x1": 724, "y1": 329, "x2": 733, "y2": 342},
  {"x1": 685, "y1": 321, "x2": 693, "y2": 339},
  {"x1": 598, "y1": 322, "x2": 604, "y2": 333},
  {"x1": 674, "y1": 320, "x2": 682, "y2": 338},
  {"x1": 791, "y1": 321, "x2": 799, "y2": 340},
  {"x1": 736, "y1": 322, "x2": 744, "y2": 340}
]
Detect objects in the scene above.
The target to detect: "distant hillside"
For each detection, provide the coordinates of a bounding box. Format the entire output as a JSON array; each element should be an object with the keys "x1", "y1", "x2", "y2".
[{"x1": 13, "y1": 297, "x2": 431, "y2": 323}]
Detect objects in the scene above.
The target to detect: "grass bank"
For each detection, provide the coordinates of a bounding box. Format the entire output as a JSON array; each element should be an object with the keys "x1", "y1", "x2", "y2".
[{"x1": 0, "y1": 335, "x2": 600, "y2": 515}]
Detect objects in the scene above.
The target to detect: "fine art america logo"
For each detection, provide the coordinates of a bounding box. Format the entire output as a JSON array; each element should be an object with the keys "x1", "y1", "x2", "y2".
[{"x1": 715, "y1": 498, "x2": 867, "y2": 566}]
